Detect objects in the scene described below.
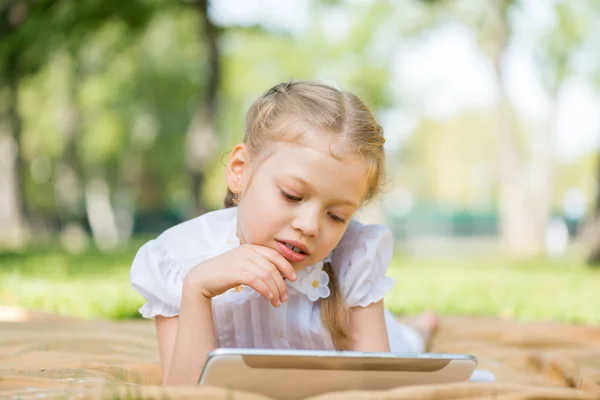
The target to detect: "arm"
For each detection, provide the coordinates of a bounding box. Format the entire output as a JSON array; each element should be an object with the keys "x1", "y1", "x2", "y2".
[
  {"x1": 347, "y1": 299, "x2": 390, "y2": 352},
  {"x1": 153, "y1": 245, "x2": 296, "y2": 385},
  {"x1": 155, "y1": 283, "x2": 217, "y2": 385},
  {"x1": 154, "y1": 315, "x2": 178, "y2": 384}
]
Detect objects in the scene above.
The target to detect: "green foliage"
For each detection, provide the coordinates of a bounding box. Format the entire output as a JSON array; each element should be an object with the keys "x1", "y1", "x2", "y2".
[
  {"x1": 3, "y1": 0, "x2": 420, "y2": 217},
  {"x1": 0, "y1": 0, "x2": 163, "y2": 77},
  {"x1": 10, "y1": 2, "x2": 205, "y2": 216}
]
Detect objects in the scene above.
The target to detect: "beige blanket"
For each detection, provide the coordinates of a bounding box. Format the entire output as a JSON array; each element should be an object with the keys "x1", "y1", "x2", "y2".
[{"x1": 1, "y1": 308, "x2": 599, "y2": 399}]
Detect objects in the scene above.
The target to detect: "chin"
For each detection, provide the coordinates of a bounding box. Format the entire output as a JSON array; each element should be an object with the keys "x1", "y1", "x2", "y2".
[{"x1": 294, "y1": 258, "x2": 319, "y2": 271}]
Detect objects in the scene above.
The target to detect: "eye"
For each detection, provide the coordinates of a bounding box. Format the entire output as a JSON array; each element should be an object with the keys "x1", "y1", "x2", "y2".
[
  {"x1": 280, "y1": 190, "x2": 302, "y2": 202},
  {"x1": 328, "y1": 212, "x2": 346, "y2": 224}
]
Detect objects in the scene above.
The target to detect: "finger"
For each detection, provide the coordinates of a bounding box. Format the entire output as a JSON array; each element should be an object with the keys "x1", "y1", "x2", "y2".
[
  {"x1": 246, "y1": 258, "x2": 282, "y2": 307},
  {"x1": 240, "y1": 271, "x2": 273, "y2": 301},
  {"x1": 250, "y1": 252, "x2": 288, "y2": 303},
  {"x1": 253, "y1": 246, "x2": 297, "y2": 281}
]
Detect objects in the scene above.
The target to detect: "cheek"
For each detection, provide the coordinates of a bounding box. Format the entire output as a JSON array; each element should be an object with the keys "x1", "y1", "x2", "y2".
[
  {"x1": 325, "y1": 231, "x2": 343, "y2": 252},
  {"x1": 311, "y1": 225, "x2": 344, "y2": 258},
  {"x1": 238, "y1": 188, "x2": 282, "y2": 243}
]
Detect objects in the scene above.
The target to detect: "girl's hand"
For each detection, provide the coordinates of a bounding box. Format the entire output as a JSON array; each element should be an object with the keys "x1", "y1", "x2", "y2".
[{"x1": 184, "y1": 244, "x2": 297, "y2": 307}]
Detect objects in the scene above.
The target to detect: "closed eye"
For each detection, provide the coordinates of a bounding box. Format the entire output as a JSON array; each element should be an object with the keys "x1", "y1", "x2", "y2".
[
  {"x1": 281, "y1": 189, "x2": 346, "y2": 223},
  {"x1": 280, "y1": 190, "x2": 302, "y2": 202},
  {"x1": 328, "y1": 212, "x2": 346, "y2": 224}
]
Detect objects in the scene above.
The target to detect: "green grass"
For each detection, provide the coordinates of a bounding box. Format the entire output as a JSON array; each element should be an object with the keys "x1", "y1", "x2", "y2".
[
  {"x1": 0, "y1": 240, "x2": 149, "y2": 320},
  {"x1": 386, "y1": 255, "x2": 600, "y2": 325},
  {"x1": 1, "y1": 240, "x2": 599, "y2": 324}
]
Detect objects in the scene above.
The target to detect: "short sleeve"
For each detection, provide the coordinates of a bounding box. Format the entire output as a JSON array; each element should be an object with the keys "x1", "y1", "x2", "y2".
[
  {"x1": 130, "y1": 240, "x2": 186, "y2": 318},
  {"x1": 332, "y1": 222, "x2": 396, "y2": 308},
  {"x1": 129, "y1": 207, "x2": 239, "y2": 319}
]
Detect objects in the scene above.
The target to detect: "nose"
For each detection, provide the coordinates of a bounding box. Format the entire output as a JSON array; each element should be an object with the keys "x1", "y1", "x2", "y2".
[{"x1": 291, "y1": 206, "x2": 319, "y2": 237}]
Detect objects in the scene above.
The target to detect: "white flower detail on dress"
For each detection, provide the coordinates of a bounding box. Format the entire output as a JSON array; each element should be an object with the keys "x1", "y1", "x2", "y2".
[
  {"x1": 300, "y1": 265, "x2": 331, "y2": 301},
  {"x1": 223, "y1": 284, "x2": 261, "y2": 304}
]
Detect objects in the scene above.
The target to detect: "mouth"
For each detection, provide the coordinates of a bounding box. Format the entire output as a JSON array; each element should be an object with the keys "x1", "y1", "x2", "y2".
[
  {"x1": 275, "y1": 240, "x2": 310, "y2": 263},
  {"x1": 278, "y1": 240, "x2": 309, "y2": 254}
]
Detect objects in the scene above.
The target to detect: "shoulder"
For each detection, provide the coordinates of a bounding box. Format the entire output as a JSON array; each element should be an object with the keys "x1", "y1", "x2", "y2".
[
  {"x1": 132, "y1": 207, "x2": 237, "y2": 276},
  {"x1": 155, "y1": 207, "x2": 238, "y2": 258}
]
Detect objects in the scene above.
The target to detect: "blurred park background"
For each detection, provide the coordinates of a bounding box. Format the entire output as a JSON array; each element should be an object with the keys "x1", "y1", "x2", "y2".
[{"x1": 1, "y1": 0, "x2": 599, "y2": 325}]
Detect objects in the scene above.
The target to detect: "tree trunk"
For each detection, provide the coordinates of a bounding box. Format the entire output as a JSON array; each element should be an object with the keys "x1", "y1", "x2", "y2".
[
  {"x1": 0, "y1": 135, "x2": 26, "y2": 249},
  {"x1": 594, "y1": 151, "x2": 600, "y2": 217},
  {"x1": 4, "y1": 52, "x2": 29, "y2": 246},
  {"x1": 529, "y1": 94, "x2": 560, "y2": 253},
  {"x1": 56, "y1": 52, "x2": 85, "y2": 229},
  {"x1": 491, "y1": 0, "x2": 541, "y2": 256},
  {"x1": 586, "y1": 218, "x2": 600, "y2": 266},
  {"x1": 585, "y1": 152, "x2": 600, "y2": 265},
  {"x1": 85, "y1": 176, "x2": 120, "y2": 252},
  {"x1": 185, "y1": 0, "x2": 220, "y2": 216},
  {"x1": 53, "y1": 51, "x2": 89, "y2": 252}
]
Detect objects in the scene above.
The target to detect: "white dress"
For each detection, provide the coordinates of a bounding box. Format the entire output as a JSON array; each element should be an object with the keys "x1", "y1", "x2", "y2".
[{"x1": 130, "y1": 207, "x2": 425, "y2": 353}]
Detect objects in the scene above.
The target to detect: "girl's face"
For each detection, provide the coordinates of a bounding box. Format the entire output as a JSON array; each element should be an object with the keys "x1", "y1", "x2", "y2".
[{"x1": 227, "y1": 137, "x2": 369, "y2": 271}]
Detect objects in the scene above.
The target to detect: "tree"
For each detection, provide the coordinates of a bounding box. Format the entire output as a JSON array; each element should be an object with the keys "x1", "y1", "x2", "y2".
[
  {"x1": 0, "y1": 0, "x2": 59, "y2": 248},
  {"x1": 421, "y1": 0, "x2": 537, "y2": 255},
  {"x1": 584, "y1": 0, "x2": 600, "y2": 265},
  {"x1": 183, "y1": 0, "x2": 221, "y2": 217},
  {"x1": 423, "y1": 0, "x2": 594, "y2": 256},
  {"x1": 474, "y1": 0, "x2": 532, "y2": 256},
  {"x1": 532, "y1": 0, "x2": 594, "y2": 258},
  {"x1": 0, "y1": 0, "x2": 161, "y2": 248}
]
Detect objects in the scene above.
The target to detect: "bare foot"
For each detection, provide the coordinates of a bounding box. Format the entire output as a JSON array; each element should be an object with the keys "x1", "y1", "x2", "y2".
[{"x1": 407, "y1": 311, "x2": 439, "y2": 349}]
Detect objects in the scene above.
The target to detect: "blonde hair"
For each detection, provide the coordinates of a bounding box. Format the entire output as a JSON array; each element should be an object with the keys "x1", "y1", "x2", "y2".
[{"x1": 224, "y1": 81, "x2": 386, "y2": 350}]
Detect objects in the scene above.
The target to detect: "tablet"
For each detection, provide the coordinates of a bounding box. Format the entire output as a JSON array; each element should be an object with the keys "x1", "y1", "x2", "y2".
[{"x1": 198, "y1": 349, "x2": 477, "y2": 399}]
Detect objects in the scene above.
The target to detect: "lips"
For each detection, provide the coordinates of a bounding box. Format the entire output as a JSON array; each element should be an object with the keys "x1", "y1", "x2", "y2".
[
  {"x1": 275, "y1": 240, "x2": 309, "y2": 263},
  {"x1": 282, "y1": 239, "x2": 309, "y2": 255}
]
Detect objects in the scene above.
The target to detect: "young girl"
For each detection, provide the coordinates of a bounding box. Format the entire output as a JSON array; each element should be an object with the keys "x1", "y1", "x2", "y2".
[{"x1": 130, "y1": 81, "x2": 438, "y2": 385}]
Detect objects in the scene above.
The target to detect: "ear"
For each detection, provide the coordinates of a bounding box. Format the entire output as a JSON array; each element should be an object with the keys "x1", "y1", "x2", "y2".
[{"x1": 226, "y1": 143, "x2": 250, "y2": 195}]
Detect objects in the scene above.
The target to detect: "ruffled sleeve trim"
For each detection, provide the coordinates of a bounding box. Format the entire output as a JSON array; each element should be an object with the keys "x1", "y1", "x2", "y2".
[
  {"x1": 139, "y1": 302, "x2": 180, "y2": 319},
  {"x1": 350, "y1": 275, "x2": 396, "y2": 308},
  {"x1": 130, "y1": 240, "x2": 188, "y2": 318}
]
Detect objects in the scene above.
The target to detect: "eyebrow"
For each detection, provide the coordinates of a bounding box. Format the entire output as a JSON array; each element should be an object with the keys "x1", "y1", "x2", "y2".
[{"x1": 289, "y1": 175, "x2": 359, "y2": 208}]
